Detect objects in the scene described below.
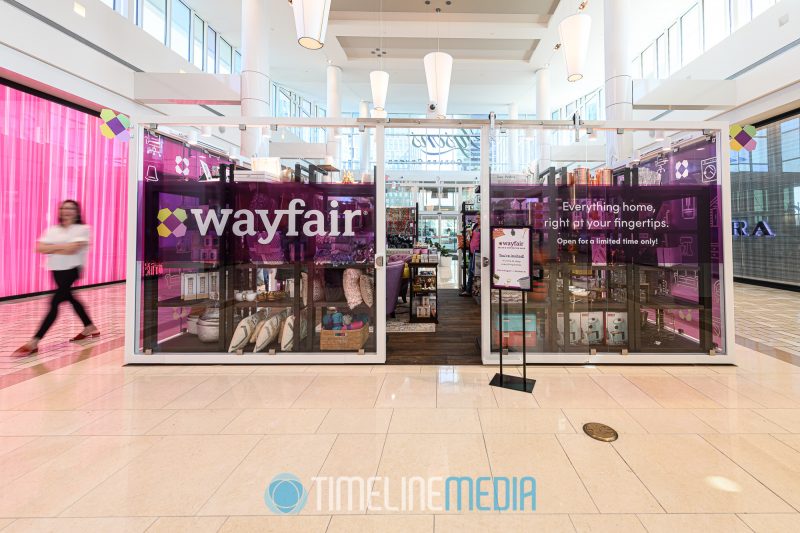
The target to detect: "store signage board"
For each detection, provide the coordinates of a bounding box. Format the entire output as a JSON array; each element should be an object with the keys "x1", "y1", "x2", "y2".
[
  {"x1": 490, "y1": 227, "x2": 532, "y2": 291},
  {"x1": 489, "y1": 226, "x2": 536, "y2": 394}
]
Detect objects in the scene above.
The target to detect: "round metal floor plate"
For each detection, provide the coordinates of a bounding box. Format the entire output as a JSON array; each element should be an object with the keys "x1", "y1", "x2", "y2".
[{"x1": 583, "y1": 422, "x2": 618, "y2": 442}]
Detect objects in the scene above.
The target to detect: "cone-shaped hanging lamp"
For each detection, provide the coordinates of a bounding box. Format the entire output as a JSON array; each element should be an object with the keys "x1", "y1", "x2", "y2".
[
  {"x1": 292, "y1": 0, "x2": 332, "y2": 50},
  {"x1": 558, "y1": 13, "x2": 591, "y2": 82},
  {"x1": 423, "y1": 51, "x2": 453, "y2": 118}
]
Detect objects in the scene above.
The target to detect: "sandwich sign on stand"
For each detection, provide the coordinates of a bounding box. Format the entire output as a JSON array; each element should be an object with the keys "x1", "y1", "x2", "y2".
[{"x1": 490, "y1": 227, "x2": 536, "y2": 393}]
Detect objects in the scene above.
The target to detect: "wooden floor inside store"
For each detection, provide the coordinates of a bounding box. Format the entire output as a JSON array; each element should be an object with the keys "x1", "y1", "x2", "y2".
[{"x1": 387, "y1": 289, "x2": 482, "y2": 364}]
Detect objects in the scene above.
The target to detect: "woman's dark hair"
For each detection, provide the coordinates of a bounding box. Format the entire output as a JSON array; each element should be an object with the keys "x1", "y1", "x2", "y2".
[{"x1": 58, "y1": 200, "x2": 83, "y2": 225}]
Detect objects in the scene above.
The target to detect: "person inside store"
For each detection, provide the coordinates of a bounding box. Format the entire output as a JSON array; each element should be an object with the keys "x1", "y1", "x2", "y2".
[
  {"x1": 13, "y1": 200, "x2": 100, "y2": 356},
  {"x1": 460, "y1": 217, "x2": 480, "y2": 297}
]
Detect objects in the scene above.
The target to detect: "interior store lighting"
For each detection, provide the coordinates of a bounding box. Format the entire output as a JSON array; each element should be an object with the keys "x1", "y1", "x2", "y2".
[
  {"x1": 424, "y1": 7, "x2": 453, "y2": 118},
  {"x1": 73, "y1": 2, "x2": 86, "y2": 17},
  {"x1": 370, "y1": 0, "x2": 389, "y2": 114},
  {"x1": 558, "y1": 12, "x2": 591, "y2": 82},
  {"x1": 201, "y1": 126, "x2": 213, "y2": 137},
  {"x1": 292, "y1": 0, "x2": 332, "y2": 50},
  {"x1": 650, "y1": 130, "x2": 665, "y2": 142}
]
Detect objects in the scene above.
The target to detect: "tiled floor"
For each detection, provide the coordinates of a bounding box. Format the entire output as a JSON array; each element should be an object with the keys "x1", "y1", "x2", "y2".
[
  {"x1": 734, "y1": 283, "x2": 800, "y2": 363},
  {"x1": 0, "y1": 283, "x2": 798, "y2": 531},
  {"x1": 0, "y1": 284, "x2": 125, "y2": 378}
]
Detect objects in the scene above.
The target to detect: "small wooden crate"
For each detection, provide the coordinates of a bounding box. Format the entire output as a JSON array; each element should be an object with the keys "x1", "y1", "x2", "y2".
[{"x1": 320, "y1": 326, "x2": 370, "y2": 351}]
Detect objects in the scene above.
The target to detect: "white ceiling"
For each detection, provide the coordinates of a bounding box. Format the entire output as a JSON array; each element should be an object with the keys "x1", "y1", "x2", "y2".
[{"x1": 182, "y1": 0, "x2": 698, "y2": 116}]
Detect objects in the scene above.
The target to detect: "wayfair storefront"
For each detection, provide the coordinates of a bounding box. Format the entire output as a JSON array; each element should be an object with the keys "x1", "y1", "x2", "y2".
[{"x1": 125, "y1": 118, "x2": 734, "y2": 366}]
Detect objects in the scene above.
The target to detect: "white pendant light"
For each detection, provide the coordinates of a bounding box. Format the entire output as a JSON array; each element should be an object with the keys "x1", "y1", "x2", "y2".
[
  {"x1": 558, "y1": 13, "x2": 591, "y2": 82},
  {"x1": 424, "y1": 51, "x2": 453, "y2": 118},
  {"x1": 370, "y1": 70, "x2": 389, "y2": 112},
  {"x1": 292, "y1": 0, "x2": 332, "y2": 50},
  {"x1": 370, "y1": 1, "x2": 389, "y2": 114}
]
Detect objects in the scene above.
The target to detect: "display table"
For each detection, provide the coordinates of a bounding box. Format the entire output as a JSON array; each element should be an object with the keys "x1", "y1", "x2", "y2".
[{"x1": 408, "y1": 261, "x2": 439, "y2": 324}]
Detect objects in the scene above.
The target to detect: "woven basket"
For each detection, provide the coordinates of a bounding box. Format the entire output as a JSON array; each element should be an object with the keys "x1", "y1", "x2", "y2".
[{"x1": 320, "y1": 326, "x2": 369, "y2": 351}]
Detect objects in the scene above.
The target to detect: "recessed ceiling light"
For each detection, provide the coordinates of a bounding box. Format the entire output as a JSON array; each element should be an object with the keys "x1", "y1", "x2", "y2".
[{"x1": 73, "y1": 1, "x2": 86, "y2": 17}]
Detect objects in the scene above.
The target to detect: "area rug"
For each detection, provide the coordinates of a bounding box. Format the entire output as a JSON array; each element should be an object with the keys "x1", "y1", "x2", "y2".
[{"x1": 386, "y1": 320, "x2": 436, "y2": 333}]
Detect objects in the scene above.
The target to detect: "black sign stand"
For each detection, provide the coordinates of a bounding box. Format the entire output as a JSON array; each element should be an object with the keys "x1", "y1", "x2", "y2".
[{"x1": 489, "y1": 289, "x2": 536, "y2": 393}]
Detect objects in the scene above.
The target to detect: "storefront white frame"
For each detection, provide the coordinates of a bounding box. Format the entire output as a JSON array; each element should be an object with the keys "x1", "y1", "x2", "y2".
[{"x1": 125, "y1": 116, "x2": 734, "y2": 366}]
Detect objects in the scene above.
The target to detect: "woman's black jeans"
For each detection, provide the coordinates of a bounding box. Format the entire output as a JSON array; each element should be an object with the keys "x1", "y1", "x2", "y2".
[{"x1": 34, "y1": 268, "x2": 93, "y2": 339}]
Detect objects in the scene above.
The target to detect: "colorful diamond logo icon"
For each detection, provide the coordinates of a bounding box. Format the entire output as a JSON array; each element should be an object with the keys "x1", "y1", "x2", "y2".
[
  {"x1": 156, "y1": 208, "x2": 188, "y2": 238},
  {"x1": 730, "y1": 125, "x2": 757, "y2": 152},
  {"x1": 99, "y1": 109, "x2": 131, "y2": 141}
]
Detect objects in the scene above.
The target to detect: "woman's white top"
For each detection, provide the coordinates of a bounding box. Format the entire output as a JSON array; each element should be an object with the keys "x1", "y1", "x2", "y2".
[{"x1": 39, "y1": 224, "x2": 91, "y2": 271}]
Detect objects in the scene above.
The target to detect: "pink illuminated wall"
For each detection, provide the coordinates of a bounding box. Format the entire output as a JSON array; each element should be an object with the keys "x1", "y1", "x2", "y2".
[{"x1": 0, "y1": 83, "x2": 129, "y2": 298}]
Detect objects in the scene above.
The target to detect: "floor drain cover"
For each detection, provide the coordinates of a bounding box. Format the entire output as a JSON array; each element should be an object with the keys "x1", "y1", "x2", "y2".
[{"x1": 583, "y1": 422, "x2": 618, "y2": 442}]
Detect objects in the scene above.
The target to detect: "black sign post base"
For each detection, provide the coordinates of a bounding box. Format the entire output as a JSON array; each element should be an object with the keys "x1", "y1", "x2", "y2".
[{"x1": 490, "y1": 372, "x2": 536, "y2": 393}]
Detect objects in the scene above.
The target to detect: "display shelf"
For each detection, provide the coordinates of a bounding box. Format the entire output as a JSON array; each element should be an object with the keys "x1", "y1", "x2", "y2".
[
  {"x1": 156, "y1": 333, "x2": 220, "y2": 353},
  {"x1": 157, "y1": 296, "x2": 213, "y2": 307},
  {"x1": 159, "y1": 261, "x2": 220, "y2": 269},
  {"x1": 642, "y1": 296, "x2": 702, "y2": 309},
  {"x1": 234, "y1": 300, "x2": 307, "y2": 309},
  {"x1": 314, "y1": 263, "x2": 374, "y2": 270}
]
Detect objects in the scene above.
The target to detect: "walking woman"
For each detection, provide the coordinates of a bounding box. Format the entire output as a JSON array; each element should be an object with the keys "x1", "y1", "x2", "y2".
[{"x1": 13, "y1": 200, "x2": 99, "y2": 356}]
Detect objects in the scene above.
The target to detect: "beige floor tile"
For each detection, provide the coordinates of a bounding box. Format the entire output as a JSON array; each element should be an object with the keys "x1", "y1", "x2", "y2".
[
  {"x1": 490, "y1": 385, "x2": 540, "y2": 407},
  {"x1": 558, "y1": 434, "x2": 663, "y2": 513},
  {"x1": 597, "y1": 365, "x2": 668, "y2": 375},
  {"x1": 710, "y1": 375, "x2": 799, "y2": 408},
  {"x1": 754, "y1": 408, "x2": 800, "y2": 432},
  {"x1": 636, "y1": 513, "x2": 752, "y2": 533},
  {"x1": 625, "y1": 409, "x2": 717, "y2": 433},
  {"x1": 302, "y1": 434, "x2": 386, "y2": 515},
  {"x1": 317, "y1": 408, "x2": 393, "y2": 434},
  {"x1": 691, "y1": 408, "x2": 788, "y2": 433},
  {"x1": 0, "y1": 519, "x2": 13, "y2": 530},
  {"x1": 389, "y1": 408, "x2": 481, "y2": 434},
  {"x1": 0, "y1": 410, "x2": 109, "y2": 436},
  {"x1": 484, "y1": 434, "x2": 597, "y2": 513},
  {"x1": 625, "y1": 375, "x2": 721, "y2": 408},
  {"x1": 0, "y1": 435, "x2": 36, "y2": 457},
  {"x1": 162, "y1": 375, "x2": 245, "y2": 409},
  {"x1": 737, "y1": 513, "x2": 800, "y2": 532},
  {"x1": 478, "y1": 408, "x2": 575, "y2": 434},
  {"x1": 0, "y1": 518, "x2": 155, "y2": 533},
  {"x1": 144, "y1": 516, "x2": 227, "y2": 533},
  {"x1": 370, "y1": 365, "x2": 422, "y2": 374},
  {"x1": 737, "y1": 372, "x2": 800, "y2": 401},
  {"x1": 676, "y1": 375, "x2": 766, "y2": 408},
  {"x1": 703, "y1": 433, "x2": 800, "y2": 510},
  {"x1": 562, "y1": 408, "x2": 647, "y2": 434},
  {"x1": 661, "y1": 366, "x2": 719, "y2": 375},
  {"x1": 569, "y1": 514, "x2": 646, "y2": 533},
  {"x1": 14, "y1": 375, "x2": 132, "y2": 411},
  {"x1": 307, "y1": 365, "x2": 376, "y2": 374},
  {"x1": 218, "y1": 516, "x2": 331, "y2": 533},
  {"x1": 589, "y1": 375, "x2": 662, "y2": 408},
  {"x1": 772, "y1": 433, "x2": 800, "y2": 453},
  {"x1": 533, "y1": 376, "x2": 621, "y2": 408},
  {"x1": 147, "y1": 409, "x2": 242, "y2": 435},
  {"x1": 199, "y1": 434, "x2": 336, "y2": 515},
  {"x1": 63, "y1": 435, "x2": 260, "y2": 517},
  {"x1": 371, "y1": 434, "x2": 491, "y2": 513},
  {"x1": 207, "y1": 375, "x2": 316, "y2": 409},
  {"x1": 436, "y1": 374, "x2": 498, "y2": 408},
  {"x1": 374, "y1": 374, "x2": 437, "y2": 408},
  {"x1": 221, "y1": 408, "x2": 328, "y2": 434},
  {"x1": 0, "y1": 436, "x2": 160, "y2": 517},
  {"x1": 0, "y1": 436, "x2": 86, "y2": 483},
  {"x1": 250, "y1": 365, "x2": 311, "y2": 374},
  {"x1": 434, "y1": 514, "x2": 575, "y2": 533},
  {"x1": 77, "y1": 376, "x2": 211, "y2": 410},
  {"x1": 613, "y1": 434, "x2": 793, "y2": 513},
  {"x1": 327, "y1": 515, "x2": 432, "y2": 533},
  {"x1": 293, "y1": 376, "x2": 385, "y2": 408},
  {"x1": 71, "y1": 409, "x2": 176, "y2": 435},
  {"x1": 180, "y1": 365, "x2": 258, "y2": 375}
]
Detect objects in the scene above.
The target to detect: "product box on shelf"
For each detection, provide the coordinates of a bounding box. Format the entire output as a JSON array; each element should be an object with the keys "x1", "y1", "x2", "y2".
[
  {"x1": 493, "y1": 313, "x2": 537, "y2": 349},
  {"x1": 580, "y1": 311, "x2": 605, "y2": 345},
  {"x1": 196, "y1": 272, "x2": 209, "y2": 299},
  {"x1": 557, "y1": 312, "x2": 582, "y2": 346},
  {"x1": 606, "y1": 311, "x2": 628, "y2": 345},
  {"x1": 181, "y1": 273, "x2": 198, "y2": 300}
]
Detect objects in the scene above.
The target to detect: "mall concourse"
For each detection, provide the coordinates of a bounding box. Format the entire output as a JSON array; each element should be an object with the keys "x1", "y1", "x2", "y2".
[{"x1": 1, "y1": 0, "x2": 800, "y2": 532}]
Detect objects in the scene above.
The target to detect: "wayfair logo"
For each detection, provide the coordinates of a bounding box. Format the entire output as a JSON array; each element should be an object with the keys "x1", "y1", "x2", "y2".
[{"x1": 190, "y1": 199, "x2": 363, "y2": 244}]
